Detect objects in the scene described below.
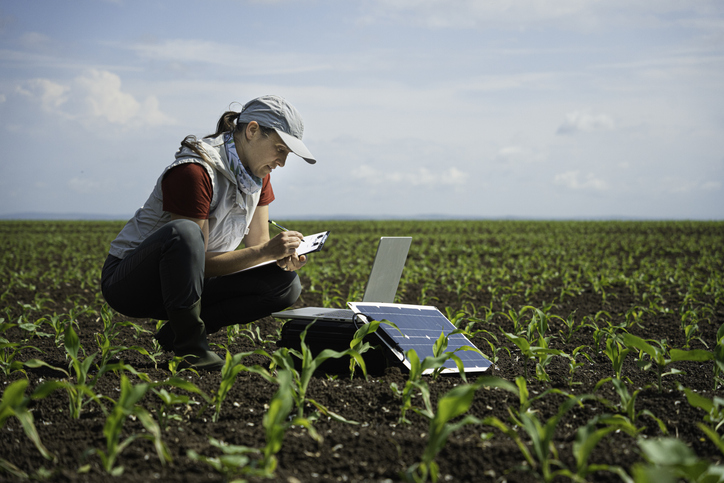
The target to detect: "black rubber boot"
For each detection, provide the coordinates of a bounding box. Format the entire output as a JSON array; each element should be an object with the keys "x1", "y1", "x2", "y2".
[
  {"x1": 153, "y1": 323, "x2": 174, "y2": 352},
  {"x1": 167, "y1": 299, "x2": 224, "y2": 371}
]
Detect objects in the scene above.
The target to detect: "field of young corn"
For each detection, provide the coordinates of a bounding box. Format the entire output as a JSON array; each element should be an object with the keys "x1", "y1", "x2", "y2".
[{"x1": 1, "y1": 220, "x2": 723, "y2": 483}]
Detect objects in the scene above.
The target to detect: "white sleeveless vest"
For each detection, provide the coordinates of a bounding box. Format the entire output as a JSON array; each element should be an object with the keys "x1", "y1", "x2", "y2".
[{"x1": 108, "y1": 133, "x2": 262, "y2": 259}]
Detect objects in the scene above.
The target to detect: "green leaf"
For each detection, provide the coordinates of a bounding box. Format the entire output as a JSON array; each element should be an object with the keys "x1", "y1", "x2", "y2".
[
  {"x1": 23, "y1": 359, "x2": 69, "y2": 377},
  {"x1": 623, "y1": 333, "x2": 659, "y2": 360},
  {"x1": 31, "y1": 380, "x2": 68, "y2": 400},
  {"x1": 573, "y1": 422, "x2": 618, "y2": 473},
  {"x1": 476, "y1": 375, "x2": 519, "y2": 396},
  {"x1": 669, "y1": 349, "x2": 714, "y2": 363},
  {"x1": 435, "y1": 383, "x2": 477, "y2": 424},
  {"x1": 697, "y1": 423, "x2": 724, "y2": 457},
  {"x1": 638, "y1": 438, "x2": 697, "y2": 466}
]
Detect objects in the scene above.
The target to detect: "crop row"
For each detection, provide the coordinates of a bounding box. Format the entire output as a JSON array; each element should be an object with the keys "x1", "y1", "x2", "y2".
[{"x1": 1, "y1": 220, "x2": 723, "y2": 482}]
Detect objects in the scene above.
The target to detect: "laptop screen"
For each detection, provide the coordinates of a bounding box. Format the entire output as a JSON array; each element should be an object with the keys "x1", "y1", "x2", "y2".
[{"x1": 362, "y1": 237, "x2": 412, "y2": 303}]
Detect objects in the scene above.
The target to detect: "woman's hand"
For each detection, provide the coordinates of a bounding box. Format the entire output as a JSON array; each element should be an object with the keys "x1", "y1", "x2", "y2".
[
  {"x1": 277, "y1": 253, "x2": 307, "y2": 271},
  {"x1": 265, "y1": 231, "x2": 304, "y2": 259},
  {"x1": 264, "y1": 231, "x2": 308, "y2": 271}
]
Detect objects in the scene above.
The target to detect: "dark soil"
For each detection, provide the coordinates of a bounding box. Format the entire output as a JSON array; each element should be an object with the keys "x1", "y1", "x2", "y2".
[{"x1": 1, "y1": 248, "x2": 723, "y2": 482}]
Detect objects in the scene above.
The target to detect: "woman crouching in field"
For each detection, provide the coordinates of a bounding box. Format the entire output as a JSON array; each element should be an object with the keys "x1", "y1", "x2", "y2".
[{"x1": 101, "y1": 95, "x2": 315, "y2": 370}]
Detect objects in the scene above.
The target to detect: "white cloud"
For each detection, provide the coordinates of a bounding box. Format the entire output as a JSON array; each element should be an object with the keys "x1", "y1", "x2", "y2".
[
  {"x1": 554, "y1": 170, "x2": 608, "y2": 191},
  {"x1": 352, "y1": 164, "x2": 467, "y2": 187},
  {"x1": 76, "y1": 70, "x2": 143, "y2": 124},
  {"x1": 0, "y1": 94, "x2": 6, "y2": 103},
  {"x1": 127, "y1": 39, "x2": 333, "y2": 76},
  {"x1": 17, "y1": 69, "x2": 174, "y2": 127},
  {"x1": 557, "y1": 111, "x2": 616, "y2": 135},
  {"x1": 366, "y1": 0, "x2": 589, "y2": 29},
  {"x1": 661, "y1": 178, "x2": 722, "y2": 194},
  {"x1": 495, "y1": 146, "x2": 545, "y2": 164},
  {"x1": 364, "y1": 0, "x2": 717, "y2": 31},
  {"x1": 18, "y1": 32, "x2": 52, "y2": 50},
  {"x1": 16, "y1": 78, "x2": 69, "y2": 111}
]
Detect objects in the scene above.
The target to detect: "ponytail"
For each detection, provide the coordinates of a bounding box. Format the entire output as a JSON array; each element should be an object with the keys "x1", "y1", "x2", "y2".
[
  {"x1": 177, "y1": 111, "x2": 238, "y2": 161},
  {"x1": 177, "y1": 108, "x2": 275, "y2": 159},
  {"x1": 209, "y1": 111, "x2": 239, "y2": 138}
]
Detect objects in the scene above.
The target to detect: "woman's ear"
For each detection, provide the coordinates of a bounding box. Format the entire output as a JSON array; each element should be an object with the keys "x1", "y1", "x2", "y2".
[{"x1": 245, "y1": 121, "x2": 259, "y2": 140}]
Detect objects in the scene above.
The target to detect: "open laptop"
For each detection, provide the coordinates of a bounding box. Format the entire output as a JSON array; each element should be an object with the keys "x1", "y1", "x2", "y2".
[{"x1": 271, "y1": 236, "x2": 412, "y2": 323}]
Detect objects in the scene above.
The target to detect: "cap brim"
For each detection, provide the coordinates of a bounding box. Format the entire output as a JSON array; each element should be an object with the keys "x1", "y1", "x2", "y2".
[{"x1": 276, "y1": 129, "x2": 316, "y2": 164}]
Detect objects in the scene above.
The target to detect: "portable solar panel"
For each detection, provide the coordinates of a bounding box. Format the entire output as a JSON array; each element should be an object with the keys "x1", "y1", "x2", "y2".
[{"x1": 348, "y1": 302, "x2": 492, "y2": 375}]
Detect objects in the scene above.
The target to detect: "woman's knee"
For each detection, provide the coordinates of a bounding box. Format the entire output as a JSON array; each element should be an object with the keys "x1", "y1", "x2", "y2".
[
  {"x1": 273, "y1": 273, "x2": 302, "y2": 309},
  {"x1": 165, "y1": 219, "x2": 205, "y2": 262},
  {"x1": 167, "y1": 219, "x2": 204, "y2": 245}
]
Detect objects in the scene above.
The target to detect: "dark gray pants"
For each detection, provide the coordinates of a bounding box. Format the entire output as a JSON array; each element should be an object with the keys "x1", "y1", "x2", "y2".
[{"x1": 101, "y1": 219, "x2": 301, "y2": 333}]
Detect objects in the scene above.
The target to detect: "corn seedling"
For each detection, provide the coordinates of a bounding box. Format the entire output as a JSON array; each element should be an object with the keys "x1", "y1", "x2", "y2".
[
  {"x1": 501, "y1": 306, "x2": 529, "y2": 336},
  {"x1": 403, "y1": 379, "x2": 489, "y2": 483},
  {"x1": 623, "y1": 333, "x2": 715, "y2": 393},
  {"x1": 95, "y1": 304, "x2": 150, "y2": 368},
  {"x1": 570, "y1": 415, "x2": 636, "y2": 482},
  {"x1": 39, "y1": 312, "x2": 68, "y2": 347},
  {"x1": 152, "y1": 388, "x2": 193, "y2": 431},
  {"x1": 482, "y1": 376, "x2": 593, "y2": 481},
  {"x1": 502, "y1": 330, "x2": 565, "y2": 382},
  {"x1": 430, "y1": 329, "x2": 474, "y2": 381},
  {"x1": 189, "y1": 369, "x2": 323, "y2": 480},
  {"x1": 604, "y1": 333, "x2": 631, "y2": 379},
  {"x1": 508, "y1": 394, "x2": 591, "y2": 482},
  {"x1": 167, "y1": 355, "x2": 197, "y2": 376},
  {"x1": 558, "y1": 311, "x2": 581, "y2": 344},
  {"x1": 391, "y1": 339, "x2": 478, "y2": 425},
  {"x1": 262, "y1": 368, "x2": 322, "y2": 475},
  {"x1": 714, "y1": 323, "x2": 724, "y2": 389},
  {"x1": 211, "y1": 349, "x2": 273, "y2": 423},
  {"x1": 347, "y1": 317, "x2": 387, "y2": 378},
  {"x1": 145, "y1": 338, "x2": 165, "y2": 370},
  {"x1": 679, "y1": 385, "x2": 724, "y2": 431},
  {"x1": 474, "y1": 329, "x2": 510, "y2": 365},
  {"x1": 152, "y1": 377, "x2": 210, "y2": 431},
  {"x1": 594, "y1": 377, "x2": 667, "y2": 435},
  {"x1": 90, "y1": 375, "x2": 171, "y2": 476},
  {"x1": 188, "y1": 437, "x2": 261, "y2": 481},
  {"x1": 405, "y1": 376, "x2": 518, "y2": 482},
  {"x1": 624, "y1": 306, "x2": 647, "y2": 329},
  {"x1": 0, "y1": 379, "x2": 55, "y2": 461},
  {"x1": 631, "y1": 437, "x2": 724, "y2": 483},
  {"x1": 697, "y1": 423, "x2": 724, "y2": 460},
  {"x1": 34, "y1": 325, "x2": 151, "y2": 419},
  {"x1": 390, "y1": 349, "x2": 433, "y2": 424},
  {"x1": 680, "y1": 307, "x2": 708, "y2": 349},
  {"x1": 566, "y1": 345, "x2": 591, "y2": 387},
  {"x1": 225, "y1": 321, "x2": 275, "y2": 347},
  {"x1": 15, "y1": 313, "x2": 53, "y2": 340},
  {"x1": 270, "y1": 323, "x2": 364, "y2": 421},
  {"x1": 59, "y1": 324, "x2": 104, "y2": 418},
  {"x1": 0, "y1": 317, "x2": 45, "y2": 376}
]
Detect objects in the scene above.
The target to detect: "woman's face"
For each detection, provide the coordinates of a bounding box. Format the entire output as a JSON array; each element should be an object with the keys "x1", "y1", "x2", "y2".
[{"x1": 235, "y1": 122, "x2": 291, "y2": 178}]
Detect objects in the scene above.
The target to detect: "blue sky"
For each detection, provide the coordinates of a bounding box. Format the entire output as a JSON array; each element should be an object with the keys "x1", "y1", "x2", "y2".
[{"x1": 1, "y1": 0, "x2": 722, "y2": 220}]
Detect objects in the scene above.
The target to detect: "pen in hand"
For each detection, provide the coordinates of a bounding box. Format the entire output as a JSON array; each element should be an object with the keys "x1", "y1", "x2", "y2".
[
  {"x1": 268, "y1": 219, "x2": 289, "y2": 232},
  {"x1": 269, "y1": 220, "x2": 306, "y2": 268}
]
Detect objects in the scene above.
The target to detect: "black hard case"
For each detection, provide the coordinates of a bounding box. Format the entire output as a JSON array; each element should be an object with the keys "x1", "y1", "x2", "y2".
[{"x1": 276, "y1": 318, "x2": 400, "y2": 375}]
